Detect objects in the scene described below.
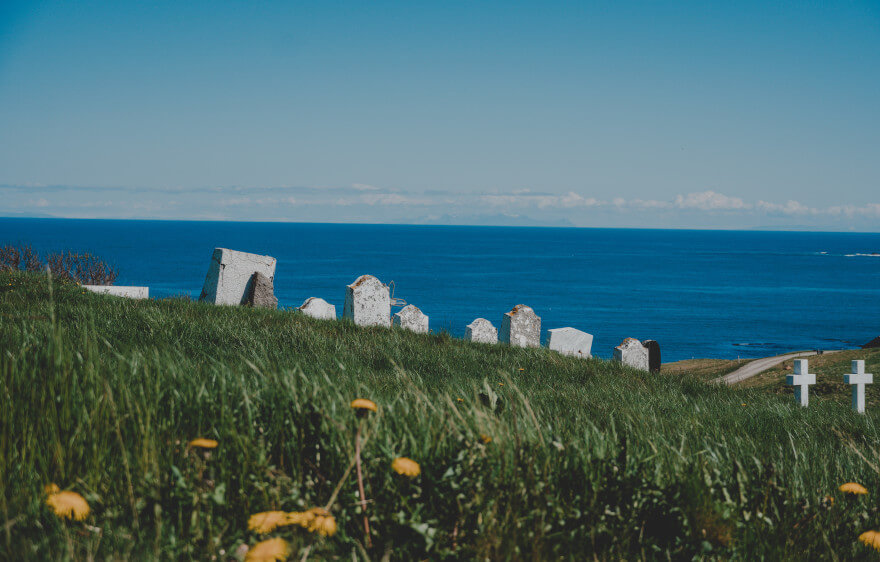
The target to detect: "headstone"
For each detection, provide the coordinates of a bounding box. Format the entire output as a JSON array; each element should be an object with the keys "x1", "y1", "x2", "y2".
[
  {"x1": 245, "y1": 272, "x2": 277, "y2": 309},
  {"x1": 343, "y1": 275, "x2": 390, "y2": 327},
  {"x1": 546, "y1": 327, "x2": 593, "y2": 358},
  {"x1": 613, "y1": 338, "x2": 649, "y2": 371},
  {"x1": 643, "y1": 340, "x2": 661, "y2": 373},
  {"x1": 844, "y1": 360, "x2": 873, "y2": 414},
  {"x1": 298, "y1": 297, "x2": 336, "y2": 320},
  {"x1": 392, "y1": 304, "x2": 429, "y2": 334},
  {"x1": 199, "y1": 248, "x2": 277, "y2": 306},
  {"x1": 465, "y1": 318, "x2": 498, "y2": 344},
  {"x1": 83, "y1": 285, "x2": 149, "y2": 300},
  {"x1": 786, "y1": 359, "x2": 816, "y2": 407},
  {"x1": 500, "y1": 305, "x2": 541, "y2": 348}
]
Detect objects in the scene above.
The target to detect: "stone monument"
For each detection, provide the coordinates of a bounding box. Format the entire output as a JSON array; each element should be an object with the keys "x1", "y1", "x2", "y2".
[
  {"x1": 643, "y1": 340, "x2": 661, "y2": 373},
  {"x1": 392, "y1": 304, "x2": 429, "y2": 333},
  {"x1": 199, "y1": 248, "x2": 277, "y2": 306},
  {"x1": 83, "y1": 285, "x2": 149, "y2": 300},
  {"x1": 500, "y1": 305, "x2": 541, "y2": 348},
  {"x1": 245, "y1": 272, "x2": 277, "y2": 309},
  {"x1": 613, "y1": 338, "x2": 649, "y2": 371},
  {"x1": 298, "y1": 297, "x2": 337, "y2": 320},
  {"x1": 465, "y1": 318, "x2": 498, "y2": 344},
  {"x1": 844, "y1": 360, "x2": 873, "y2": 414},
  {"x1": 786, "y1": 359, "x2": 816, "y2": 407},
  {"x1": 546, "y1": 327, "x2": 593, "y2": 358},
  {"x1": 343, "y1": 274, "x2": 391, "y2": 327}
]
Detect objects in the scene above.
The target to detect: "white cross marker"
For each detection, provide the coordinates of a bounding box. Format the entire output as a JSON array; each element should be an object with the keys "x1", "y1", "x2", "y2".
[
  {"x1": 844, "y1": 360, "x2": 873, "y2": 414},
  {"x1": 786, "y1": 359, "x2": 816, "y2": 407}
]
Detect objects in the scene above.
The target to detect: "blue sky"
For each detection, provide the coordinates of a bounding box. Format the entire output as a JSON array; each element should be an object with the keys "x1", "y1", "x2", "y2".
[{"x1": 1, "y1": 1, "x2": 878, "y2": 229}]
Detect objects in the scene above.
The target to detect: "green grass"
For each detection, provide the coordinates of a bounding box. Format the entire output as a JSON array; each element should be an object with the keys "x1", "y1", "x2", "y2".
[{"x1": 2, "y1": 270, "x2": 880, "y2": 560}]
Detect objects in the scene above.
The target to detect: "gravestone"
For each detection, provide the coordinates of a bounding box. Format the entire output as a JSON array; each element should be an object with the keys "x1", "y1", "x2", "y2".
[
  {"x1": 343, "y1": 275, "x2": 390, "y2": 327},
  {"x1": 844, "y1": 360, "x2": 873, "y2": 414},
  {"x1": 643, "y1": 340, "x2": 661, "y2": 373},
  {"x1": 393, "y1": 304, "x2": 429, "y2": 334},
  {"x1": 613, "y1": 338, "x2": 649, "y2": 371},
  {"x1": 298, "y1": 297, "x2": 336, "y2": 320},
  {"x1": 546, "y1": 327, "x2": 593, "y2": 358},
  {"x1": 500, "y1": 305, "x2": 541, "y2": 348},
  {"x1": 245, "y1": 272, "x2": 277, "y2": 309},
  {"x1": 83, "y1": 285, "x2": 149, "y2": 300},
  {"x1": 786, "y1": 359, "x2": 816, "y2": 407},
  {"x1": 465, "y1": 318, "x2": 498, "y2": 344},
  {"x1": 199, "y1": 248, "x2": 277, "y2": 306}
]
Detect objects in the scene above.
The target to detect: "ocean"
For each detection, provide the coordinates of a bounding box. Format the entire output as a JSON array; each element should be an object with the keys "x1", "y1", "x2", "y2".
[{"x1": 1, "y1": 217, "x2": 878, "y2": 362}]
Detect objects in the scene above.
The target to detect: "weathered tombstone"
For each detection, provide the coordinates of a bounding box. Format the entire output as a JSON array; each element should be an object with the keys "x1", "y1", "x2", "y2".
[
  {"x1": 465, "y1": 318, "x2": 498, "y2": 344},
  {"x1": 392, "y1": 304, "x2": 429, "y2": 334},
  {"x1": 643, "y1": 340, "x2": 661, "y2": 373},
  {"x1": 500, "y1": 305, "x2": 541, "y2": 348},
  {"x1": 298, "y1": 297, "x2": 336, "y2": 320},
  {"x1": 83, "y1": 285, "x2": 149, "y2": 300},
  {"x1": 245, "y1": 272, "x2": 277, "y2": 309},
  {"x1": 786, "y1": 359, "x2": 816, "y2": 407},
  {"x1": 844, "y1": 360, "x2": 873, "y2": 414},
  {"x1": 546, "y1": 327, "x2": 593, "y2": 358},
  {"x1": 343, "y1": 275, "x2": 390, "y2": 327},
  {"x1": 199, "y1": 248, "x2": 277, "y2": 306},
  {"x1": 613, "y1": 338, "x2": 649, "y2": 371}
]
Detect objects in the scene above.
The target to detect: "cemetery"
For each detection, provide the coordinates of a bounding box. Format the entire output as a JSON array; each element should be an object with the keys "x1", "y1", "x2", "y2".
[
  {"x1": 75, "y1": 247, "x2": 878, "y2": 410},
  {"x1": 2, "y1": 249, "x2": 877, "y2": 560}
]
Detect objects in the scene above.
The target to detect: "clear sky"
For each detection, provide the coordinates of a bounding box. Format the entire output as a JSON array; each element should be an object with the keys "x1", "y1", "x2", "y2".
[{"x1": 1, "y1": 1, "x2": 878, "y2": 230}]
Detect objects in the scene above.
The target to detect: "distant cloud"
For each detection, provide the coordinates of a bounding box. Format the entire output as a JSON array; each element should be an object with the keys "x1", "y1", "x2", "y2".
[
  {"x1": 481, "y1": 191, "x2": 600, "y2": 209},
  {"x1": 1, "y1": 182, "x2": 878, "y2": 229},
  {"x1": 756, "y1": 200, "x2": 815, "y2": 215},
  {"x1": 674, "y1": 191, "x2": 751, "y2": 211}
]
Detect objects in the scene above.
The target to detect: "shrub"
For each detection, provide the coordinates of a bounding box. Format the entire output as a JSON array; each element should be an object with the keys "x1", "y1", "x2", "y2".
[{"x1": 0, "y1": 245, "x2": 117, "y2": 285}]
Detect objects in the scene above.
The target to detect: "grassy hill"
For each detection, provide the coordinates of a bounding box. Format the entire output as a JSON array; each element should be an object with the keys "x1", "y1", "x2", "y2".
[{"x1": 2, "y1": 270, "x2": 880, "y2": 560}]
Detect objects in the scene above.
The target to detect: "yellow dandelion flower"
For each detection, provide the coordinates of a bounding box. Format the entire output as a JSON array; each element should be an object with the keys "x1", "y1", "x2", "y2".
[
  {"x1": 839, "y1": 482, "x2": 868, "y2": 495},
  {"x1": 44, "y1": 483, "x2": 60, "y2": 495},
  {"x1": 46, "y1": 490, "x2": 90, "y2": 521},
  {"x1": 480, "y1": 434, "x2": 492, "y2": 444},
  {"x1": 350, "y1": 398, "x2": 377, "y2": 412},
  {"x1": 392, "y1": 457, "x2": 421, "y2": 477},
  {"x1": 248, "y1": 511, "x2": 289, "y2": 534},
  {"x1": 188, "y1": 438, "x2": 218, "y2": 449},
  {"x1": 245, "y1": 537, "x2": 290, "y2": 561},
  {"x1": 859, "y1": 530, "x2": 880, "y2": 551},
  {"x1": 305, "y1": 508, "x2": 337, "y2": 537},
  {"x1": 284, "y1": 511, "x2": 312, "y2": 527},
  {"x1": 456, "y1": 398, "x2": 463, "y2": 402}
]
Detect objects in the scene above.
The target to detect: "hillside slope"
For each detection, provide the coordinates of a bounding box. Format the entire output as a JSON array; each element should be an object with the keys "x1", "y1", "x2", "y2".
[{"x1": 1, "y1": 270, "x2": 879, "y2": 560}]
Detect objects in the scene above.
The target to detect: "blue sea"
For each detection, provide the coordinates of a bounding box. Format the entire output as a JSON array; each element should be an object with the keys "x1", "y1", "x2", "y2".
[{"x1": 1, "y1": 217, "x2": 878, "y2": 362}]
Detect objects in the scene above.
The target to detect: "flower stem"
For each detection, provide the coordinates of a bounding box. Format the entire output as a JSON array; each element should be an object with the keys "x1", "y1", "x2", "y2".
[{"x1": 355, "y1": 423, "x2": 372, "y2": 548}]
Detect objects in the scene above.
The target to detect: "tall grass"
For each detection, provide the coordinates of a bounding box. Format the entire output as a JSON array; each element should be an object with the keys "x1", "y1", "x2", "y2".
[{"x1": 1, "y1": 269, "x2": 878, "y2": 560}]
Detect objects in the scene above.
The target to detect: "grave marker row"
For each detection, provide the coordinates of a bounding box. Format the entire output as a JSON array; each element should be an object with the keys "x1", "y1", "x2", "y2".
[{"x1": 786, "y1": 359, "x2": 873, "y2": 413}]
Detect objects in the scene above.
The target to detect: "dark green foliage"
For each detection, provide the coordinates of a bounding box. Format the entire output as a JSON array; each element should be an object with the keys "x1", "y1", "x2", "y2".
[{"x1": 1, "y1": 270, "x2": 879, "y2": 560}]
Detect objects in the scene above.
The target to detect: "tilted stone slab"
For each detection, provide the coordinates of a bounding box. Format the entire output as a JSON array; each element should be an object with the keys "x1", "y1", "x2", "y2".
[
  {"x1": 199, "y1": 248, "x2": 277, "y2": 306},
  {"x1": 83, "y1": 285, "x2": 149, "y2": 300},
  {"x1": 298, "y1": 297, "x2": 337, "y2": 320},
  {"x1": 500, "y1": 304, "x2": 541, "y2": 348},
  {"x1": 613, "y1": 338, "x2": 649, "y2": 371},
  {"x1": 393, "y1": 304, "x2": 429, "y2": 334},
  {"x1": 465, "y1": 318, "x2": 498, "y2": 344},
  {"x1": 546, "y1": 327, "x2": 593, "y2": 358},
  {"x1": 343, "y1": 274, "x2": 390, "y2": 327},
  {"x1": 246, "y1": 272, "x2": 278, "y2": 309}
]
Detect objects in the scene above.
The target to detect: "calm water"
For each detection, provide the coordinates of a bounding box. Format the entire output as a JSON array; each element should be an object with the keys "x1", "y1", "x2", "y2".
[{"x1": 1, "y1": 218, "x2": 878, "y2": 362}]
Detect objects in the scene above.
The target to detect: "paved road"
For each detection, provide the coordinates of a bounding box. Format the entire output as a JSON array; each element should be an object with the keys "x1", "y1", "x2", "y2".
[{"x1": 713, "y1": 350, "x2": 843, "y2": 385}]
